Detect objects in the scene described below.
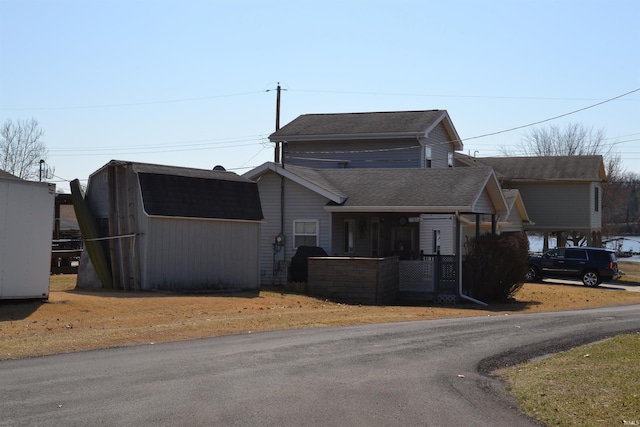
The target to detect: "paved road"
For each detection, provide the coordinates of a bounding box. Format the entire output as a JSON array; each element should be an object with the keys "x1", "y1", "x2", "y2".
[{"x1": 2, "y1": 304, "x2": 640, "y2": 427}]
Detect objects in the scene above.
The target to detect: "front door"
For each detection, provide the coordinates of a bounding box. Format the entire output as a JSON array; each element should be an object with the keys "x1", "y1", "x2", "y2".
[{"x1": 393, "y1": 227, "x2": 415, "y2": 259}]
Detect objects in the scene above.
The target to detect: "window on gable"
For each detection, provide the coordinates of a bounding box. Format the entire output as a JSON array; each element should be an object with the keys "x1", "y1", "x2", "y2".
[
  {"x1": 293, "y1": 220, "x2": 319, "y2": 248},
  {"x1": 447, "y1": 152, "x2": 454, "y2": 167},
  {"x1": 424, "y1": 146, "x2": 432, "y2": 168},
  {"x1": 594, "y1": 186, "x2": 600, "y2": 212}
]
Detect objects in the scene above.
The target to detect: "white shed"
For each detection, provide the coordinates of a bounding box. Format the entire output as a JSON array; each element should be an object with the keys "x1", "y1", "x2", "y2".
[{"x1": 0, "y1": 172, "x2": 55, "y2": 299}]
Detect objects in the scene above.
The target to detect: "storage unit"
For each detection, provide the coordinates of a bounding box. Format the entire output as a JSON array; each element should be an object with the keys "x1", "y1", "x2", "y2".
[
  {"x1": 76, "y1": 160, "x2": 264, "y2": 292},
  {"x1": 0, "y1": 175, "x2": 55, "y2": 299}
]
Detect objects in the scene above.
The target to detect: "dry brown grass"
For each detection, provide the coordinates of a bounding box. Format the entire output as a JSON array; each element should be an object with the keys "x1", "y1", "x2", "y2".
[{"x1": 1, "y1": 261, "x2": 640, "y2": 360}]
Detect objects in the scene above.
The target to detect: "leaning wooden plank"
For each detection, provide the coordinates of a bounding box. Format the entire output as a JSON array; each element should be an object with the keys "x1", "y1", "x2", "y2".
[{"x1": 70, "y1": 179, "x2": 113, "y2": 289}]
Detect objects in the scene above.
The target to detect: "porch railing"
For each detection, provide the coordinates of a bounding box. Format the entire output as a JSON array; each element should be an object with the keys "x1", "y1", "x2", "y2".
[{"x1": 398, "y1": 254, "x2": 457, "y2": 295}]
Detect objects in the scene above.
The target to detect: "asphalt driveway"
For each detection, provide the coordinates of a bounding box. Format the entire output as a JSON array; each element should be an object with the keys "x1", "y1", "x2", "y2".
[{"x1": 2, "y1": 304, "x2": 640, "y2": 426}]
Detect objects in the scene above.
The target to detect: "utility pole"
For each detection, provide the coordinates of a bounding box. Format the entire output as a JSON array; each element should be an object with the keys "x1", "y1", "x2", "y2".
[{"x1": 274, "y1": 83, "x2": 281, "y2": 164}]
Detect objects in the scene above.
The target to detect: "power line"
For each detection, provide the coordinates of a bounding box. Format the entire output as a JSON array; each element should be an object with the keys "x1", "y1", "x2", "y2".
[
  {"x1": 461, "y1": 87, "x2": 640, "y2": 142},
  {"x1": 0, "y1": 91, "x2": 264, "y2": 111},
  {"x1": 291, "y1": 88, "x2": 640, "y2": 103}
]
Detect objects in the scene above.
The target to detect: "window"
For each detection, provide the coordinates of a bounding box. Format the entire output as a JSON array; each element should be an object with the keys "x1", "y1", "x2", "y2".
[
  {"x1": 594, "y1": 186, "x2": 600, "y2": 212},
  {"x1": 447, "y1": 152, "x2": 454, "y2": 167},
  {"x1": 433, "y1": 229, "x2": 441, "y2": 253},
  {"x1": 293, "y1": 220, "x2": 318, "y2": 248},
  {"x1": 565, "y1": 249, "x2": 587, "y2": 260},
  {"x1": 424, "y1": 146, "x2": 432, "y2": 168},
  {"x1": 344, "y1": 219, "x2": 355, "y2": 253}
]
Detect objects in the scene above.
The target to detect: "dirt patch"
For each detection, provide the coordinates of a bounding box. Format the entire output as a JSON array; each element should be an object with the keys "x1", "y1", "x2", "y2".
[{"x1": 2, "y1": 262, "x2": 640, "y2": 360}]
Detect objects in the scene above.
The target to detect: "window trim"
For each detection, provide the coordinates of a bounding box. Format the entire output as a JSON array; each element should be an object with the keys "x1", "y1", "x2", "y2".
[{"x1": 293, "y1": 219, "x2": 319, "y2": 249}]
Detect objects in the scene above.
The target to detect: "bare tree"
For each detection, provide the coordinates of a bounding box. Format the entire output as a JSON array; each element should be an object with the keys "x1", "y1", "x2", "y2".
[
  {"x1": 0, "y1": 118, "x2": 53, "y2": 180},
  {"x1": 502, "y1": 122, "x2": 627, "y2": 245}
]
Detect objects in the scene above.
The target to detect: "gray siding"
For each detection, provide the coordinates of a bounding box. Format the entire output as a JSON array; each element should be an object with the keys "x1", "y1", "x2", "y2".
[
  {"x1": 285, "y1": 139, "x2": 422, "y2": 169},
  {"x1": 283, "y1": 122, "x2": 456, "y2": 171},
  {"x1": 423, "y1": 122, "x2": 455, "y2": 169},
  {"x1": 511, "y1": 182, "x2": 593, "y2": 231},
  {"x1": 255, "y1": 173, "x2": 284, "y2": 284},
  {"x1": 142, "y1": 217, "x2": 260, "y2": 291},
  {"x1": 86, "y1": 169, "x2": 110, "y2": 217},
  {"x1": 255, "y1": 170, "x2": 332, "y2": 285},
  {"x1": 420, "y1": 214, "x2": 455, "y2": 255},
  {"x1": 473, "y1": 189, "x2": 496, "y2": 214}
]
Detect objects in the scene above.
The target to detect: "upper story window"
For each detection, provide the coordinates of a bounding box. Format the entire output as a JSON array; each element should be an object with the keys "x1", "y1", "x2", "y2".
[
  {"x1": 447, "y1": 152, "x2": 454, "y2": 167},
  {"x1": 594, "y1": 186, "x2": 600, "y2": 212},
  {"x1": 293, "y1": 220, "x2": 319, "y2": 248},
  {"x1": 424, "y1": 146, "x2": 432, "y2": 168}
]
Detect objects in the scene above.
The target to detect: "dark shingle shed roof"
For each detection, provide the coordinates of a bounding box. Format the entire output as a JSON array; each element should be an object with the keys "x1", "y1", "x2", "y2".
[{"x1": 109, "y1": 161, "x2": 263, "y2": 221}]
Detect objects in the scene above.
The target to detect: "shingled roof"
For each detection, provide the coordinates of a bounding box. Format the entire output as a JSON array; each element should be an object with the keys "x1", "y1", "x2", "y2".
[
  {"x1": 455, "y1": 154, "x2": 606, "y2": 182},
  {"x1": 246, "y1": 163, "x2": 506, "y2": 215},
  {"x1": 105, "y1": 160, "x2": 263, "y2": 221},
  {"x1": 269, "y1": 110, "x2": 462, "y2": 149}
]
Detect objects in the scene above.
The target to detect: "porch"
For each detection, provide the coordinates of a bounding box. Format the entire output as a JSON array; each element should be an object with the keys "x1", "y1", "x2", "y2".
[{"x1": 304, "y1": 254, "x2": 459, "y2": 305}]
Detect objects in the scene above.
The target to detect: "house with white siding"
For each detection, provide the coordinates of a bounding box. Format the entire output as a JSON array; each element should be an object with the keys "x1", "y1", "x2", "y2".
[{"x1": 76, "y1": 160, "x2": 263, "y2": 292}]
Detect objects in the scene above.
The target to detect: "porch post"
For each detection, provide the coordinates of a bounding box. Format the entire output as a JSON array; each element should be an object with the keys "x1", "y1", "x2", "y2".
[
  {"x1": 475, "y1": 214, "x2": 480, "y2": 238},
  {"x1": 491, "y1": 214, "x2": 497, "y2": 235}
]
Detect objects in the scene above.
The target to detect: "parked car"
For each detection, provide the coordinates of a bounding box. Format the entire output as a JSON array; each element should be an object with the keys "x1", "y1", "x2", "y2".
[{"x1": 525, "y1": 247, "x2": 620, "y2": 287}]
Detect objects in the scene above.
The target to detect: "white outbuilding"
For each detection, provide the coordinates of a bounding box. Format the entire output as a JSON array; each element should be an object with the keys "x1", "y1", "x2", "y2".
[{"x1": 0, "y1": 171, "x2": 55, "y2": 299}]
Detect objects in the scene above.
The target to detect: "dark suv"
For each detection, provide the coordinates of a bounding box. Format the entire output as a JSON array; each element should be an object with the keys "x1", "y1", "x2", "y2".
[{"x1": 526, "y1": 247, "x2": 619, "y2": 287}]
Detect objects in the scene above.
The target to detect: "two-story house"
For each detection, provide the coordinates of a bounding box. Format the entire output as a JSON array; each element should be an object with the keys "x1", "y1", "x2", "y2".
[{"x1": 244, "y1": 110, "x2": 512, "y2": 302}]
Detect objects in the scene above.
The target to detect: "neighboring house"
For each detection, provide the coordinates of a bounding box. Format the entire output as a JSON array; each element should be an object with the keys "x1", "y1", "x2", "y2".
[
  {"x1": 455, "y1": 154, "x2": 606, "y2": 250},
  {"x1": 0, "y1": 170, "x2": 55, "y2": 299},
  {"x1": 244, "y1": 110, "x2": 516, "y2": 302},
  {"x1": 76, "y1": 160, "x2": 263, "y2": 292},
  {"x1": 459, "y1": 188, "x2": 532, "y2": 239}
]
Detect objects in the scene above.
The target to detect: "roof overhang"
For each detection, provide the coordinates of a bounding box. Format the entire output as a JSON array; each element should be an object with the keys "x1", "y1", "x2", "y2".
[{"x1": 243, "y1": 162, "x2": 346, "y2": 204}]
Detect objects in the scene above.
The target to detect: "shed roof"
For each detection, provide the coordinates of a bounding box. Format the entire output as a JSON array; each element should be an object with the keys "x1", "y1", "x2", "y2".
[
  {"x1": 269, "y1": 110, "x2": 463, "y2": 150},
  {"x1": 105, "y1": 160, "x2": 263, "y2": 221},
  {"x1": 455, "y1": 154, "x2": 606, "y2": 182},
  {"x1": 0, "y1": 169, "x2": 20, "y2": 179}
]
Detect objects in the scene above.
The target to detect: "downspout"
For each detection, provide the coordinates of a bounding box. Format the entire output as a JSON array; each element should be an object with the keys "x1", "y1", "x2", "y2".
[{"x1": 455, "y1": 211, "x2": 488, "y2": 306}]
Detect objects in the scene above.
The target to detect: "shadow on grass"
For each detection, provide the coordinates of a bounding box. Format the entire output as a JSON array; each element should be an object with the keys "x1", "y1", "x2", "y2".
[
  {"x1": 0, "y1": 299, "x2": 45, "y2": 321},
  {"x1": 61, "y1": 287, "x2": 262, "y2": 299}
]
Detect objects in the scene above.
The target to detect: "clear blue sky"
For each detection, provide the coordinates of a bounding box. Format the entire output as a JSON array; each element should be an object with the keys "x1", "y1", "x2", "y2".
[{"x1": 1, "y1": 0, "x2": 638, "y2": 190}]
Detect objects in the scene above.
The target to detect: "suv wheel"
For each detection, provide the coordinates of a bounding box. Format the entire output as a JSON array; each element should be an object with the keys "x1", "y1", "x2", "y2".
[
  {"x1": 582, "y1": 270, "x2": 600, "y2": 287},
  {"x1": 525, "y1": 266, "x2": 540, "y2": 282}
]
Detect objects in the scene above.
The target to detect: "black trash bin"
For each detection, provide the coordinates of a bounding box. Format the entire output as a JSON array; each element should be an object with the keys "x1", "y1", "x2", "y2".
[{"x1": 290, "y1": 246, "x2": 328, "y2": 282}]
